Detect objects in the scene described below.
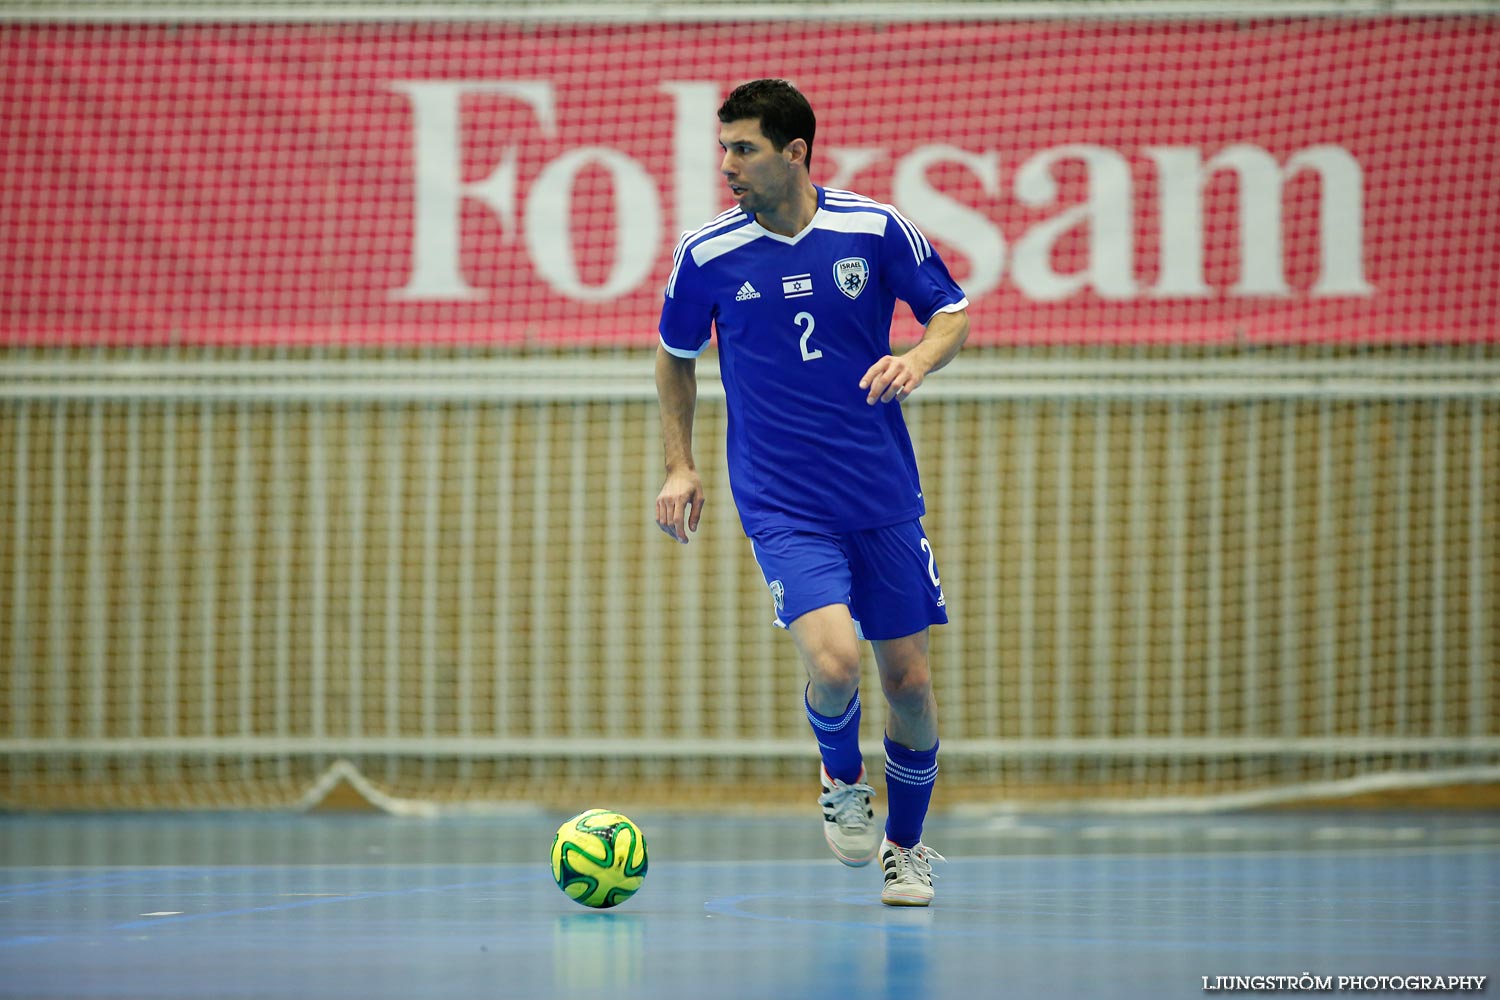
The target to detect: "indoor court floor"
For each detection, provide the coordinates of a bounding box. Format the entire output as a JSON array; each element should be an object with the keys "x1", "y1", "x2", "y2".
[{"x1": 1, "y1": 810, "x2": 1496, "y2": 999}]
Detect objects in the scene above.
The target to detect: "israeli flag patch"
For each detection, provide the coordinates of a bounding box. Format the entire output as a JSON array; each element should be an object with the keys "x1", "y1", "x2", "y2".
[{"x1": 834, "y1": 257, "x2": 869, "y2": 300}]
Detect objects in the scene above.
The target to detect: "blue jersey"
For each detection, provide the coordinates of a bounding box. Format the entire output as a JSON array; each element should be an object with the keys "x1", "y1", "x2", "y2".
[{"x1": 659, "y1": 186, "x2": 967, "y2": 534}]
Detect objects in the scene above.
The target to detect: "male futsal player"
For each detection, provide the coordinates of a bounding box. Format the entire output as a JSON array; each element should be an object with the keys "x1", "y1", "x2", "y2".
[{"x1": 654, "y1": 79, "x2": 968, "y2": 906}]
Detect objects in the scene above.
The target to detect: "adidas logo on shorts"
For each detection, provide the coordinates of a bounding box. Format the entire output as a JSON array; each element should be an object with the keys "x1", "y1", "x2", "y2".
[{"x1": 735, "y1": 281, "x2": 761, "y2": 301}]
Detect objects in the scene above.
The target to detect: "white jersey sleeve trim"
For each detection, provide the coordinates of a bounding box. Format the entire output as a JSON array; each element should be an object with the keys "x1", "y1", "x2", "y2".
[
  {"x1": 659, "y1": 334, "x2": 709, "y2": 359},
  {"x1": 915, "y1": 296, "x2": 970, "y2": 325}
]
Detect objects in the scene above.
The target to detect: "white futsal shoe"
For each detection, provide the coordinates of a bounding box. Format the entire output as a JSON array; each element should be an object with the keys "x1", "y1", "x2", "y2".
[
  {"x1": 879, "y1": 838, "x2": 946, "y2": 906},
  {"x1": 818, "y1": 766, "x2": 881, "y2": 867}
]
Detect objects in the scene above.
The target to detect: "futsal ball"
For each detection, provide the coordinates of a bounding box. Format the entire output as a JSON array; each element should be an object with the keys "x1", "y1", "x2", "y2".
[{"x1": 550, "y1": 808, "x2": 649, "y2": 909}]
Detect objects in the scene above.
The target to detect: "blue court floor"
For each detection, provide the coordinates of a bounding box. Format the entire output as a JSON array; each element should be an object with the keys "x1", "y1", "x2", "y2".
[{"x1": 1, "y1": 811, "x2": 1496, "y2": 1000}]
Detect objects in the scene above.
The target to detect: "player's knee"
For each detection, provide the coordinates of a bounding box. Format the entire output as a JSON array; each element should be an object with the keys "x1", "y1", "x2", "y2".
[
  {"x1": 805, "y1": 648, "x2": 862, "y2": 701},
  {"x1": 880, "y1": 663, "x2": 933, "y2": 711}
]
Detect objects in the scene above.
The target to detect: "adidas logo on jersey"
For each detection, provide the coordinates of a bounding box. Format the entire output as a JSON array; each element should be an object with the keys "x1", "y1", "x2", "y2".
[{"x1": 735, "y1": 281, "x2": 761, "y2": 301}]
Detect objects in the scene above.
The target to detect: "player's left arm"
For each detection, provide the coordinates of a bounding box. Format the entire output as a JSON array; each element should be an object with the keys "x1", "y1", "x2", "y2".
[{"x1": 860, "y1": 307, "x2": 969, "y2": 405}]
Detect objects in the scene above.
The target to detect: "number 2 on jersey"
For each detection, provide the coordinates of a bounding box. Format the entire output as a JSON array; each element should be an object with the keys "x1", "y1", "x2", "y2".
[{"x1": 794, "y1": 311, "x2": 822, "y2": 361}]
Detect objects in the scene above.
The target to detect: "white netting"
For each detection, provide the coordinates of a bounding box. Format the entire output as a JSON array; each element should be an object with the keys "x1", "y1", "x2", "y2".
[{"x1": 1, "y1": 10, "x2": 1496, "y2": 811}]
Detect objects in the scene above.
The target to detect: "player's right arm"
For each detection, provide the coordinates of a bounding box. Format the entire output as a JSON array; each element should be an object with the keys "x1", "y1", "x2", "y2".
[
  {"x1": 656, "y1": 229, "x2": 716, "y2": 544},
  {"x1": 654, "y1": 343, "x2": 705, "y2": 544}
]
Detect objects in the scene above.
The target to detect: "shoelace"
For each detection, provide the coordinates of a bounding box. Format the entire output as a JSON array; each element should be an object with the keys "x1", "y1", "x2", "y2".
[
  {"x1": 818, "y1": 779, "x2": 876, "y2": 831},
  {"x1": 888, "y1": 844, "x2": 947, "y2": 882}
]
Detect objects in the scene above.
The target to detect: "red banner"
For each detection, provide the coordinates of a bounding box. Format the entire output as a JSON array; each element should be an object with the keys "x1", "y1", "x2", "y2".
[{"x1": 2, "y1": 20, "x2": 1496, "y2": 346}]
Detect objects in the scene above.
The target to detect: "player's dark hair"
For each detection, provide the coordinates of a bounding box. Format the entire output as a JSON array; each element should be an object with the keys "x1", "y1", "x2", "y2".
[{"x1": 718, "y1": 79, "x2": 816, "y2": 173}]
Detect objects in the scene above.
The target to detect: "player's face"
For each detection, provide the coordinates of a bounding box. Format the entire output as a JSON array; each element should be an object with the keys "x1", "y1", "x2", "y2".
[{"x1": 719, "y1": 118, "x2": 798, "y2": 217}]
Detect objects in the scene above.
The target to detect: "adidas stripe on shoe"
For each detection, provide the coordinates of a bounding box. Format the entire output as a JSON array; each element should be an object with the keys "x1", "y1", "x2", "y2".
[{"x1": 880, "y1": 838, "x2": 945, "y2": 906}]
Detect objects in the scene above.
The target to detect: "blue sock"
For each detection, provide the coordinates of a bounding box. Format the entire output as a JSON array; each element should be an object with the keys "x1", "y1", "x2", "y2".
[
  {"x1": 805, "y1": 689, "x2": 863, "y2": 785},
  {"x1": 883, "y1": 735, "x2": 938, "y2": 848}
]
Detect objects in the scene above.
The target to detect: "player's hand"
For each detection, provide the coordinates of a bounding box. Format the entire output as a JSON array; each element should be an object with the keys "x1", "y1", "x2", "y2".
[
  {"x1": 859, "y1": 355, "x2": 927, "y2": 405},
  {"x1": 655, "y1": 468, "x2": 705, "y2": 544}
]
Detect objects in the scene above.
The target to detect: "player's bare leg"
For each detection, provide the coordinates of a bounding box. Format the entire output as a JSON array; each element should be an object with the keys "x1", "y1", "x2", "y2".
[
  {"x1": 790, "y1": 605, "x2": 881, "y2": 866},
  {"x1": 790, "y1": 604, "x2": 863, "y2": 717},
  {"x1": 872, "y1": 630, "x2": 937, "y2": 752},
  {"x1": 872, "y1": 630, "x2": 945, "y2": 905}
]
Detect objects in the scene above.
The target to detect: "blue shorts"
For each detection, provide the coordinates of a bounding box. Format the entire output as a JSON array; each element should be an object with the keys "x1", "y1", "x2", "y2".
[{"x1": 747, "y1": 520, "x2": 948, "y2": 642}]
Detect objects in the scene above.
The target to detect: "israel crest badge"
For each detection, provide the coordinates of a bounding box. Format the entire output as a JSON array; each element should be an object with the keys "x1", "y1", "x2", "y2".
[{"x1": 834, "y1": 257, "x2": 869, "y2": 300}]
